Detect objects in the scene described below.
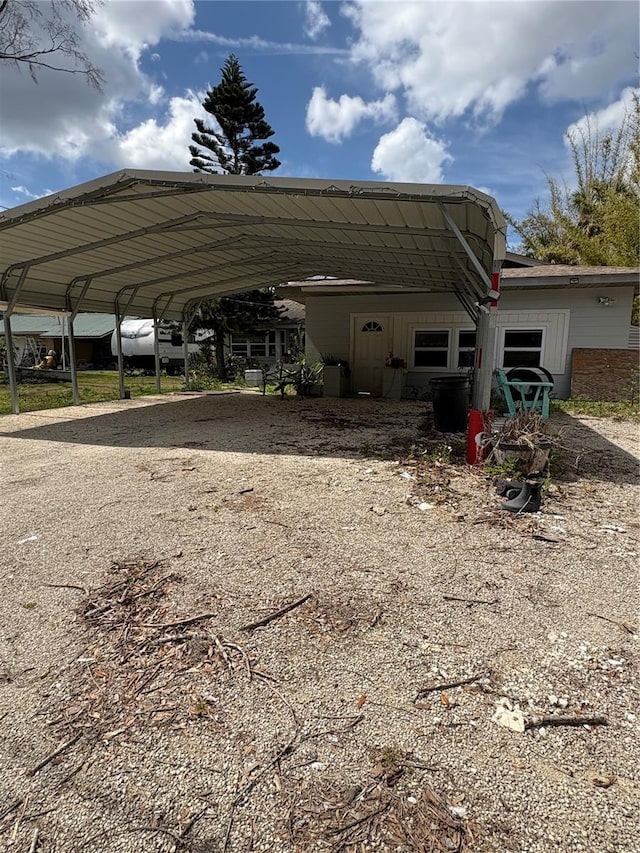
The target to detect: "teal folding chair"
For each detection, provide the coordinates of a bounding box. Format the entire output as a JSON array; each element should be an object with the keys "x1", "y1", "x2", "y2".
[{"x1": 495, "y1": 367, "x2": 554, "y2": 420}]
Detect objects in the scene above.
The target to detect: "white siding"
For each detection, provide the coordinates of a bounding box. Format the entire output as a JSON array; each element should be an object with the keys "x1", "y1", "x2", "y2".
[
  {"x1": 305, "y1": 286, "x2": 636, "y2": 400},
  {"x1": 500, "y1": 287, "x2": 635, "y2": 396}
]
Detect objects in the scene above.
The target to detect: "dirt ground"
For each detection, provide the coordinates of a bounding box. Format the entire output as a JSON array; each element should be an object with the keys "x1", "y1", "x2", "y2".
[{"x1": 0, "y1": 392, "x2": 638, "y2": 853}]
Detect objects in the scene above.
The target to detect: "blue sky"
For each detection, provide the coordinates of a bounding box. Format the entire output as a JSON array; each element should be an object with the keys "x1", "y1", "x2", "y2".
[{"x1": 0, "y1": 0, "x2": 638, "y2": 246}]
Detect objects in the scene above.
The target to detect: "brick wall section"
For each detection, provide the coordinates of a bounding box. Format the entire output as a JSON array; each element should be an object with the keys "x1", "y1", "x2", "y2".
[{"x1": 571, "y1": 348, "x2": 639, "y2": 401}]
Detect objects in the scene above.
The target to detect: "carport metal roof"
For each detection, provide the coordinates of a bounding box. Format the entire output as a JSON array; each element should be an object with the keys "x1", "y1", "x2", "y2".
[
  {"x1": 0, "y1": 171, "x2": 506, "y2": 414},
  {"x1": 0, "y1": 170, "x2": 505, "y2": 321}
]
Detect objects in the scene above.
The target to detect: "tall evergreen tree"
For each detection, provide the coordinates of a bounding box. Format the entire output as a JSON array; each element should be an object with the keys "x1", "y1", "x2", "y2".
[
  {"x1": 190, "y1": 54, "x2": 280, "y2": 174},
  {"x1": 189, "y1": 55, "x2": 282, "y2": 379}
]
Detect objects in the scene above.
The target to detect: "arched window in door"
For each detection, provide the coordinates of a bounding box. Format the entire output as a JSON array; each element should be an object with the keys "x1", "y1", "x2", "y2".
[{"x1": 361, "y1": 321, "x2": 383, "y2": 332}]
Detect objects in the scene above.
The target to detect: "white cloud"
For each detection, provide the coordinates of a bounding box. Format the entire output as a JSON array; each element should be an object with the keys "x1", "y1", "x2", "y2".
[
  {"x1": 306, "y1": 86, "x2": 396, "y2": 143},
  {"x1": 175, "y1": 28, "x2": 347, "y2": 56},
  {"x1": 343, "y1": 1, "x2": 639, "y2": 124},
  {"x1": 371, "y1": 118, "x2": 452, "y2": 183},
  {"x1": 92, "y1": 0, "x2": 195, "y2": 58},
  {"x1": 10, "y1": 185, "x2": 39, "y2": 199},
  {"x1": 0, "y1": 0, "x2": 201, "y2": 168},
  {"x1": 304, "y1": 1, "x2": 331, "y2": 40},
  {"x1": 107, "y1": 92, "x2": 209, "y2": 171},
  {"x1": 565, "y1": 86, "x2": 640, "y2": 142}
]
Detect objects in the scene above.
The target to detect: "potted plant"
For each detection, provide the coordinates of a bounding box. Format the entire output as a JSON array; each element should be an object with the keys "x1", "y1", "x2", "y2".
[{"x1": 490, "y1": 410, "x2": 552, "y2": 475}]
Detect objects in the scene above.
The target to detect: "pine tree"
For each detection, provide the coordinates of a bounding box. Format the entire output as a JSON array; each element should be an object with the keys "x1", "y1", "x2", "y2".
[
  {"x1": 189, "y1": 56, "x2": 282, "y2": 378},
  {"x1": 189, "y1": 54, "x2": 280, "y2": 175}
]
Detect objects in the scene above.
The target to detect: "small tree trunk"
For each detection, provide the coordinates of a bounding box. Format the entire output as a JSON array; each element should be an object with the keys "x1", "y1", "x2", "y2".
[{"x1": 214, "y1": 324, "x2": 227, "y2": 381}]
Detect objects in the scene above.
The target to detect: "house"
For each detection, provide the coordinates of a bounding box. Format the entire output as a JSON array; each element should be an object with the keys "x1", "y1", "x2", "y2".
[
  {"x1": 0, "y1": 313, "x2": 123, "y2": 369},
  {"x1": 1, "y1": 300, "x2": 305, "y2": 372},
  {"x1": 280, "y1": 262, "x2": 639, "y2": 400},
  {"x1": 0, "y1": 313, "x2": 58, "y2": 366},
  {"x1": 227, "y1": 298, "x2": 305, "y2": 365}
]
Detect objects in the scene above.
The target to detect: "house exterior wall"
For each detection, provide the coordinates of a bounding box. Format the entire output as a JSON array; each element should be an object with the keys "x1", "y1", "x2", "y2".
[
  {"x1": 571, "y1": 348, "x2": 639, "y2": 401},
  {"x1": 304, "y1": 286, "x2": 635, "y2": 400}
]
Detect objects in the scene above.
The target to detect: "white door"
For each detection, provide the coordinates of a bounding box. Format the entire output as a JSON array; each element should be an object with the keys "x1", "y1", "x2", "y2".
[{"x1": 352, "y1": 316, "x2": 392, "y2": 396}]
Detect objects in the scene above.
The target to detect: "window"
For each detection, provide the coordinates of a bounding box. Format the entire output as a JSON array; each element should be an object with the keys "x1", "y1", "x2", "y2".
[
  {"x1": 414, "y1": 330, "x2": 449, "y2": 367},
  {"x1": 457, "y1": 330, "x2": 476, "y2": 368},
  {"x1": 247, "y1": 334, "x2": 266, "y2": 358},
  {"x1": 231, "y1": 333, "x2": 274, "y2": 358},
  {"x1": 361, "y1": 321, "x2": 383, "y2": 332},
  {"x1": 502, "y1": 329, "x2": 543, "y2": 367},
  {"x1": 231, "y1": 338, "x2": 249, "y2": 357}
]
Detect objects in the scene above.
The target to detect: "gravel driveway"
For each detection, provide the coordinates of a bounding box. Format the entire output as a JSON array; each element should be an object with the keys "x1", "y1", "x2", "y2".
[{"x1": 0, "y1": 392, "x2": 638, "y2": 853}]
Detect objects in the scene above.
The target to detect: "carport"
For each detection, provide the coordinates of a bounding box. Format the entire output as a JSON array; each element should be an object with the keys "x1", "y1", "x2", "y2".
[{"x1": 0, "y1": 171, "x2": 506, "y2": 414}]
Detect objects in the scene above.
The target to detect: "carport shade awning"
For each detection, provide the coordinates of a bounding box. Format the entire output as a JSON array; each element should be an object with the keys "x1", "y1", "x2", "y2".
[{"x1": 0, "y1": 170, "x2": 506, "y2": 322}]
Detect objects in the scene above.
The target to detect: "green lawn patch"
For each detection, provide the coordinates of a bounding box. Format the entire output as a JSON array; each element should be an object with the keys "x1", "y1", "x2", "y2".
[
  {"x1": 0, "y1": 371, "x2": 184, "y2": 415},
  {"x1": 552, "y1": 398, "x2": 640, "y2": 423}
]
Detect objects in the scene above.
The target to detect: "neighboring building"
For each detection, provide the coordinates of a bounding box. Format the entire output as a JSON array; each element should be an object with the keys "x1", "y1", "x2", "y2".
[
  {"x1": 1, "y1": 299, "x2": 306, "y2": 371},
  {"x1": 43, "y1": 314, "x2": 116, "y2": 367},
  {"x1": 281, "y1": 264, "x2": 639, "y2": 400},
  {"x1": 0, "y1": 314, "x2": 57, "y2": 366},
  {"x1": 228, "y1": 298, "x2": 305, "y2": 364}
]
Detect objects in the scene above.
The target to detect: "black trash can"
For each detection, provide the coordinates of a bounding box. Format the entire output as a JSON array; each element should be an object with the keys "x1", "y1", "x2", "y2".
[{"x1": 430, "y1": 376, "x2": 470, "y2": 432}]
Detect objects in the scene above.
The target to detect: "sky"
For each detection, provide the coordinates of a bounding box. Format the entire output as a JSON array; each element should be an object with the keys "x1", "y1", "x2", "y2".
[{"x1": 0, "y1": 0, "x2": 638, "y2": 247}]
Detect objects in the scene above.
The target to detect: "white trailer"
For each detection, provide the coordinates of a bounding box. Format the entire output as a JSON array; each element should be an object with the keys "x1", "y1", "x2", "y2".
[{"x1": 111, "y1": 319, "x2": 202, "y2": 373}]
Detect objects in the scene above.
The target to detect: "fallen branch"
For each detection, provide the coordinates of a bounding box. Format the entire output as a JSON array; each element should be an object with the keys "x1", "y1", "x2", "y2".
[
  {"x1": 525, "y1": 714, "x2": 608, "y2": 730},
  {"x1": 42, "y1": 583, "x2": 87, "y2": 593},
  {"x1": 28, "y1": 827, "x2": 39, "y2": 853},
  {"x1": 29, "y1": 734, "x2": 82, "y2": 777},
  {"x1": 303, "y1": 714, "x2": 364, "y2": 742},
  {"x1": 240, "y1": 592, "x2": 313, "y2": 632},
  {"x1": 146, "y1": 632, "x2": 204, "y2": 646},
  {"x1": 223, "y1": 731, "x2": 299, "y2": 852},
  {"x1": 586, "y1": 612, "x2": 636, "y2": 635},
  {"x1": 443, "y1": 595, "x2": 498, "y2": 606},
  {"x1": 142, "y1": 613, "x2": 216, "y2": 630},
  {"x1": 415, "y1": 671, "x2": 490, "y2": 700},
  {"x1": 0, "y1": 798, "x2": 24, "y2": 822}
]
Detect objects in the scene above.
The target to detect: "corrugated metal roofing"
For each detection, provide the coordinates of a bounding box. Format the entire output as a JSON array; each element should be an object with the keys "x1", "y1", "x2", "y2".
[
  {"x1": 40, "y1": 313, "x2": 118, "y2": 338},
  {"x1": 0, "y1": 170, "x2": 505, "y2": 322},
  {"x1": 0, "y1": 315, "x2": 57, "y2": 335}
]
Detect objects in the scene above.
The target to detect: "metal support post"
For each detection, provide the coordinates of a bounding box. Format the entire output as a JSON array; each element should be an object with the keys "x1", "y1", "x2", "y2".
[
  {"x1": 66, "y1": 277, "x2": 92, "y2": 405},
  {"x1": 3, "y1": 312, "x2": 19, "y2": 413},
  {"x1": 471, "y1": 262, "x2": 502, "y2": 411},
  {"x1": 152, "y1": 306, "x2": 161, "y2": 394},
  {"x1": 182, "y1": 316, "x2": 190, "y2": 386},
  {"x1": 67, "y1": 318, "x2": 79, "y2": 404},
  {"x1": 438, "y1": 202, "x2": 493, "y2": 291},
  {"x1": 2, "y1": 266, "x2": 29, "y2": 414},
  {"x1": 114, "y1": 306, "x2": 126, "y2": 399}
]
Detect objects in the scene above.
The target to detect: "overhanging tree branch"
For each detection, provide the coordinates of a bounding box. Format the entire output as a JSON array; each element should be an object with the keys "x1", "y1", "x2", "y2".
[{"x1": 0, "y1": 0, "x2": 104, "y2": 88}]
